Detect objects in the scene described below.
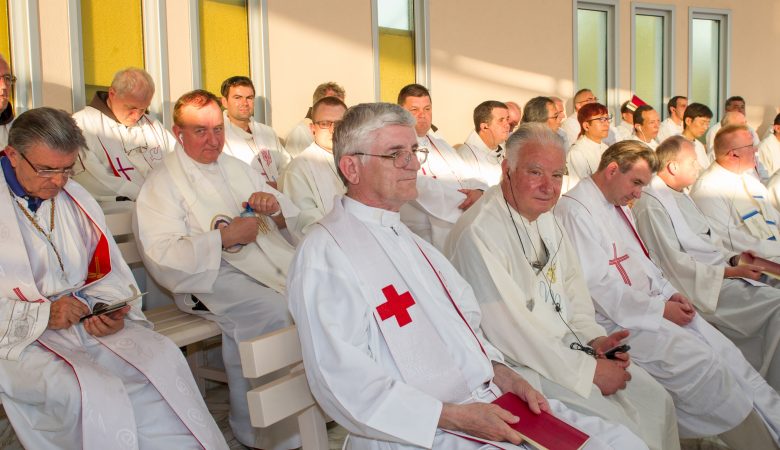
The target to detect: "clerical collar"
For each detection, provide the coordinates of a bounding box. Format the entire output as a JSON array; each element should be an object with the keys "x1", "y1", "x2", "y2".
[
  {"x1": 1, "y1": 156, "x2": 44, "y2": 212},
  {"x1": 343, "y1": 195, "x2": 401, "y2": 228}
]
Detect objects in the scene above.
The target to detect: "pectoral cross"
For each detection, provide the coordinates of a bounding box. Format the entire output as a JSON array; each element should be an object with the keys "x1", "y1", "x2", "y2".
[
  {"x1": 608, "y1": 243, "x2": 632, "y2": 286},
  {"x1": 376, "y1": 285, "x2": 416, "y2": 327}
]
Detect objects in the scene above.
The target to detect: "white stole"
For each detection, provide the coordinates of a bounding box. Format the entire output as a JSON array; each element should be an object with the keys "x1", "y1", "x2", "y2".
[{"x1": 164, "y1": 146, "x2": 294, "y2": 296}]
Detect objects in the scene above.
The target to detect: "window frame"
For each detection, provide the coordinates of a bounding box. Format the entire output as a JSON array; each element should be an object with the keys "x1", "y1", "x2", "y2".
[
  {"x1": 573, "y1": 0, "x2": 619, "y2": 113},
  {"x1": 688, "y1": 7, "x2": 731, "y2": 121},
  {"x1": 7, "y1": 0, "x2": 42, "y2": 113},
  {"x1": 630, "y1": 3, "x2": 674, "y2": 119}
]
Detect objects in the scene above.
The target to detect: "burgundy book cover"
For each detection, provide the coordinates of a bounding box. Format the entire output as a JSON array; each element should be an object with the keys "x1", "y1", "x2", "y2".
[
  {"x1": 740, "y1": 253, "x2": 780, "y2": 280},
  {"x1": 492, "y1": 392, "x2": 589, "y2": 450}
]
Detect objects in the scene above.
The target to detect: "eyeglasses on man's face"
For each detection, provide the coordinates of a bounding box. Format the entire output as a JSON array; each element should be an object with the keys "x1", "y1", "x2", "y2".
[
  {"x1": 0, "y1": 74, "x2": 16, "y2": 86},
  {"x1": 314, "y1": 120, "x2": 339, "y2": 130},
  {"x1": 353, "y1": 148, "x2": 429, "y2": 169},
  {"x1": 18, "y1": 150, "x2": 76, "y2": 178}
]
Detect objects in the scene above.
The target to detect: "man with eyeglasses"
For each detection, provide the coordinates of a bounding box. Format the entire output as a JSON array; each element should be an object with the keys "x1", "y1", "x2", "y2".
[
  {"x1": 0, "y1": 107, "x2": 227, "y2": 449},
  {"x1": 397, "y1": 83, "x2": 486, "y2": 250},
  {"x1": 691, "y1": 124, "x2": 780, "y2": 264},
  {"x1": 282, "y1": 96, "x2": 348, "y2": 234},
  {"x1": 456, "y1": 100, "x2": 512, "y2": 186},
  {"x1": 629, "y1": 105, "x2": 661, "y2": 150},
  {"x1": 72, "y1": 67, "x2": 176, "y2": 203},
  {"x1": 556, "y1": 140, "x2": 780, "y2": 448},
  {"x1": 705, "y1": 96, "x2": 761, "y2": 158},
  {"x1": 0, "y1": 54, "x2": 15, "y2": 147},
  {"x1": 288, "y1": 103, "x2": 646, "y2": 450},
  {"x1": 220, "y1": 76, "x2": 291, "y2": 189},
  {"x1": 284, "y1": 81, "x2": 346, "y2": 158},
  {"x1": 135, "y1": 90, "x2": 301, "y2": 450}
]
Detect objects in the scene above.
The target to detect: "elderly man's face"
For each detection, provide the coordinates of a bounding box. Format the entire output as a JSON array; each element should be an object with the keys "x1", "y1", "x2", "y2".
[
  {"x1": 507, "y1": 103, "x2": 522, "y2": 131},
  {"x1": 673, "y1": 141, "x2": 701, "y2": 188},
  {"x1": 401, "y1": 95, "x2": 432, "y2": 137},
  {"x1": 722, "y1": 129, "x2": 757, "y2": 170},
  {"x1": 503, "y1": 143, "x2": 565, "y2": 221},
  {"x1": 5, "y1": 144, "x2": 77, "y2": 200},
  {"x1": 352, "y1": 124, "x2": 419, "y2": 211},
  {"x1": 174, "y1": 101, "x2": 225, "y2": 164},
  {"x1": 545, "y1": 103, "x2": 561, "y2": 132},
  {"x1": 311, "y1": 103, "x2": 346, "y2": 152},
  {"x1": 108, "y1": 88, "x2": 152, "y2": 127},
  {"x1": 603, "y1": 159, "x2": 652, "y2": 206},
  {"x1": 222, "y1": 85, "x2": 255, "y2": 123},
  {"x1": 0, "y1": 57, "x2": 11, "y2": 111},
  {"x1": 638, "y1": 109, "x2": 660, "y2": 141},
  {"x1": 574, "y1": 91, "x2": 597, "y2": 111}
]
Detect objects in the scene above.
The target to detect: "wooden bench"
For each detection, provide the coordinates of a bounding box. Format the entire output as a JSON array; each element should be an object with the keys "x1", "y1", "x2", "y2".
[
  {"x1": 239, "y1": 325, "x2": 329, "y2": 450},
  {"x1": 105, "y1": 206, "x2": 226, "y2": 395}
]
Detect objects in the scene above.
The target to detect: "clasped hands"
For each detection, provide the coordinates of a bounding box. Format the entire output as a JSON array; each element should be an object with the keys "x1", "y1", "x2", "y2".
[{"x1": 47, "y1": 295, "x2": 130, "y2": 337}]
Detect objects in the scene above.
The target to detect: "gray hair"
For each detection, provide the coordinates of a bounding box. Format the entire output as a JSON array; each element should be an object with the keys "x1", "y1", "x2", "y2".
[
  {"x1": 9, "y1": 107, "x2": 86, "y2": 155},
  {"x1": 505, "y1": 122, "x2": 564, "y2": 171},
  {"x1": 521, "y1": 96, "x2": 554, "y2": 125},
  {"x1": 332, "y1": 103, "x2": 415, "y2": 185},
  {"x1": 110, "y1": 67, "x2": 154, "y2": 98}
]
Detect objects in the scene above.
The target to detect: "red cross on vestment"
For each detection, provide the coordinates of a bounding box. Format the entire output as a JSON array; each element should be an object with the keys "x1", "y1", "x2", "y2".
[
  {"x1": 377, "y1": 285, "x2": 416, "y2": 327},
  {"x1": 115, "y1": 157, "x2": 135, "y2": 181},
  {"x1": 609, "y1": 243, "x2": 632, "y2": 286}
]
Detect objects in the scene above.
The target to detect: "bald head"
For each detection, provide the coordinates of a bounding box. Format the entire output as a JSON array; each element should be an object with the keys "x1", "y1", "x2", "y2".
[
  {"x1": 721, "y1": 111, "x2": 747, "y2": 127},
  {"x1": 506, "y1": 101, "x2": 522, "y2": 130}
]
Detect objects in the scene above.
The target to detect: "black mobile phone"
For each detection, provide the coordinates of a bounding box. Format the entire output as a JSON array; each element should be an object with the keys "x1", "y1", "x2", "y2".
[
  {"x1": 80, "y1": 301, "x2": 128, "y2": 322},
  {"x1": 605, "y1": 344, "x2": 630, "y2": 359}
]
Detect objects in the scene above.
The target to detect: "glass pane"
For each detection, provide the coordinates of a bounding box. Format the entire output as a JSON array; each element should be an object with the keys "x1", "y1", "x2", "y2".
[
  {"x1": 635, "y1": 15, "x2": 664, "y2": 114},
  {"x1": 690, "y1": 18, "x2": 720, "y2": 115},
  {"x1": 199, "y1": 0, "x2": 249, "y2": 96},
  {"x1": 81, "y1": 0, "x2": 145, "y2": 101},
  {"x1": 577, "y1": 9, "x2": 607, "y2": 104},
  {"x1": 378, "y1": 0, "x2": 415, "y2": 102}
]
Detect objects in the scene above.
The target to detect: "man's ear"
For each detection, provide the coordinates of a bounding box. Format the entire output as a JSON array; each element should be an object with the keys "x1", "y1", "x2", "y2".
[
  {"x1": 220, "y1": 97, "x2": 228, "y2": 109},
  {"x1": 339, "y1": 154, "x2": 360, "y2": 185}
]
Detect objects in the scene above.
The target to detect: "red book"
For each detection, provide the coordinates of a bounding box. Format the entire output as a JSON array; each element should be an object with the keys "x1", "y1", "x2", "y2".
[
  {"x1": 492, "y1": 392, "x2": 590, "y2": 450},
  {"x1": 740, "y1": 253, "x2": 780, "y2": 280}
]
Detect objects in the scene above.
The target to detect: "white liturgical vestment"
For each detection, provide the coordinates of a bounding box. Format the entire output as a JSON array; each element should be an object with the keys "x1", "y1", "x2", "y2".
[
  {"x1": 566, "y1": 137, "x2": 607, "y2": 186},
  {"x1": 456, "y1": 131, "x2": 503, "y2": 186},
  {"x1": 769, "y1": 171, "x2": 780, "y2": 212},
  {"x1": 400, "y1": 133, "x2": 487, "y2": 250},
  {"x1": 289, "y1": 196, "x2": 646, "y2": 450},
  {"x1": 284, "y1": 118, "x2": 314, "y2": 158},
  {"x1": 447, "y1": 186, "x2": 679, "y2": 450},
  {"x1": 614, "y1": 122, "x2": 633, "y2": 143},
  {"x1": 656, "y1": 118, "x2": 682, "y2": 142},
  {"x1": 222, "y1": 111, "x2": 292, "y2": 184},
  {"x1": 690, "y1": 162, "x2": 780, "y2": 260},
  {"x1": 281, "y1": 142, "x2": 346, "y2": 234},
  {"x1": 0, "y1": 161, "x2": 226, "y2": 450},
  {"x1": 759, "y1": 134, "x2": 780, "y2": 177},
  {"x1": 555, "y1": 177, "x2": 780, "y2": 441},
  {"x1": 634, "y1": 176, "x2": 780, "y2": 390},
  {"x1": 0, "y1": 103, "x2": 13, "y2": 147},
  {"x1": 72, "y1": 93, "x2": 176, "y2": 202},
  {"x1": 628, "y1": 134, "x2": 659, "y2": 151}
]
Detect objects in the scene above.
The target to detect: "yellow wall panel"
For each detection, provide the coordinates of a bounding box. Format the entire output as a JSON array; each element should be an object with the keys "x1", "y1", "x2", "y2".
[
  {"x1": 378, "y1": 28, "x2": 415, "y2": 103},
  {"x1": 81, "y1": 0, "x2": 145, "y2": 96},
  {"x1": 0, "y1": 1, "x2": 9, "y2": 63},
  {"x1": 199, "y1": 0, "x2": 249, "y2": 96}
]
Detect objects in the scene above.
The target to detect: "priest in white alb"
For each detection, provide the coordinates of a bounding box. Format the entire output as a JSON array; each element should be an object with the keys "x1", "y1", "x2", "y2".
[
  {"x1": 758, "y1": 113, "x2": 780, "y2": 177},
  {"x1": 690, "y1": 124, "x2": 780, "y2": 262},
  {"x1": 281, "y1": 96, "x2": 347, "y2": 234},
  {"x1": 0, "y1": 107, "x2": 226, "y2": 450},
  {"x1": 135, "y1": 90, "x2": 300, "y2": 450},
  {"x1": 289, "y1": 102, "x2": 647, "y2": 450},
  {"x1": 656, "y1": 96, "x2": 686, "y2": 142},
  {"x1": 220, "y1": 76, "x2": 291, "y2": 188},
  {"x1": 397, "y1": 84, "x2": 487, "y2": 250},
  {"x1": 633, "y1": 136, "x2": 780, "y2": 390},
  {"x1": 446, "y1": 123, "x2": 679, "y2": 450},
  {"x1": 72, "y1": 67, "x2": 176, "y2": 202},
  {"x1": 456, "y1": 100, "x2": 511, "y2": 186},
  {"x1": 283, "y1": 81, "x2": 346, "y2": 158},
  {"x1": 555, "y1": 140, "x2": 780, "y2": 449},
  {"x1": 628, "y1": 105, "x2": 660, "y2": 151}
]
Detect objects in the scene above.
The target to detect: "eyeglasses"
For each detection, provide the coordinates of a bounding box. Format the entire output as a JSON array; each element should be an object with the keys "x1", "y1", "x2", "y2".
[
  {"x1": 353, "y1": 148, "x2": 429, "y2": 169},
  {"x1": 729, "y1": 143, "x2": 756, "y2": 153},
  {"x1": 547, "y1": 112, "x2": 562, "y2": 120},
  {"x1": 587, "y1": 115, "x2": 612, "y2": 124},
  {"x1": 313, "y1": 120, "x2": 339, "y2": 130},
  {"x1": 18, "y1": 150, "x2": 76, "y2": 178},
  {"x1": 0, "y1": 74, "x2": 16, "y2": 85}
]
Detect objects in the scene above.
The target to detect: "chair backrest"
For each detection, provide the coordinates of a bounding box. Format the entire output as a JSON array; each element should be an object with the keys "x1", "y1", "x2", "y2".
[{"x1": 103, "y1": 208, "x2": 141, "y2": 265}]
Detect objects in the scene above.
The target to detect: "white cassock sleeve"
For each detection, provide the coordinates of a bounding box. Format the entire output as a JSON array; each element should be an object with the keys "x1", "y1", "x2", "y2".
[
  {"x1": 555, "y1": 203, "x2": 666, "y2": 332},
  {"x1": 633, "y1": 196, "x2": 724, "y2": 314},
  {"x1": 288, "y1": 230, "x2": 443, "y2": 448},
  {"x1": 449, "y1": 226, "x2": 601, "y2": 398},
  {"x1": 134, "y1": 170, "x2": 224, "y2": 295},
  {"x1": 280, "y1": 160, "x2": 326, "y2": 234},
  {"x1": 74, "y1": 144, "x2": 141, "y2": 201}
]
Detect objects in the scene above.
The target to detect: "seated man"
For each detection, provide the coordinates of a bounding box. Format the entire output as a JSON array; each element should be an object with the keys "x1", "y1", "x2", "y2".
[
  {"x1": 629, "y1": 105, "x2": 660, "y2": 150},
  {"x1": 282, "y1": 96, "x2": 347, "y2": 234},
  {"x1": 397, "y1": 83, "x2": 486, "y2": 250},
  {"x1": 614, "y1": 101, "x2": 634, "y2": 142},
  {"x1": 446, "y1": 123, "x2": 679, "y2": 450},
  {"x1": 758, "y1": 112, "x2": 780, "y2": 177},
  {"x1": 555, "y1": 141, "x2": 780, "y2": 449},
  {"x1": 220, "y1": 75, "x2": 291, "y2": 188},
  {"x1": 457, "y1": 100, "x2": 511, "y2": 186},
  {"x1": 634, "y1": 136, "x2": 780, "y2": 390},
  {"x1": 72, "y1": 67, "x2": 176, "y2": 202},
  {"x1": 284, "y1": 81, "x2": 346, "y2": 157},
  {"x1": 690, "y1": 124, "x2": 780, "y2": 261},
  {"x1": 288, "y1": 102, "x2": 646, "y2": 450},
  {"x1": 0, "y1": 107, "x2": 226, "y2": 449},
  {"x1": 680, "y1": 103, "x2": 712, "y2": 170},
  {"x1": 656, "y1": 96, "x2": 687, "y2": 142},
  {"x1": 0, "y1": 53, "x2": 15, "y2": 146},
  {"x1": 705, "y1": 96, "x2": 761, "y2": 158},
  {"x1": 135, "y1": 90, "x2": 300, "y2": 449}
]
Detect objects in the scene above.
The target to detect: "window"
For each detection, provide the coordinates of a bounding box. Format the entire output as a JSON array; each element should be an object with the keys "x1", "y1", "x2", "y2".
[
  {"x1": 199, "y1": 0, "x2": 249, "y2": 96},
  {"x1": 373, "y1": 0, "x2": 428, "y2": 102},
  {"x1": 632, "y1": 5, "x2": 673, "y2": 116},
  {"x1": 689, "y1": 9, "x2": 730, "y2": 120},
  {"x1": 575, "y1": 1, "x2": 617, "y2": 110},
  {"x1": 81, "y1": 0, "x2": 145, "y2": 103}
]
